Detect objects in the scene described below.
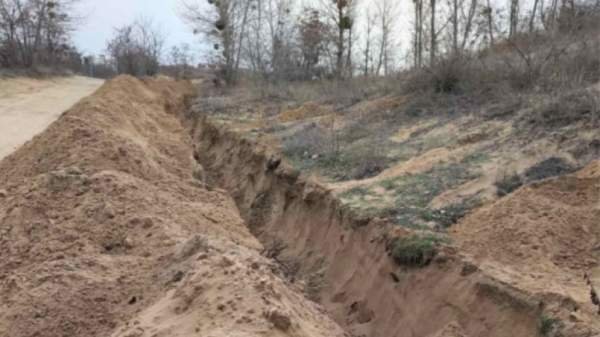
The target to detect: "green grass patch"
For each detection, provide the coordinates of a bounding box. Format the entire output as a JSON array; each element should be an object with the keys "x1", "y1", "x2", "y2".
[
  {"x1": 286, "y1": 148, "x2": 390, "y2": 182},
  {"x1": 462, "y1": 152, "x2": 489, "y2": 165},
  {"x1": 338, "y1": 159, "x2": 484, "y2": 229},
  {"x1": 389, "y1": 234, "x2": 446, "y2": 267},
  {"x1": 495, "y1": 172, "x2": 523, "y2": 197},
  {"x1": 421, "y1": 198, "x2": 481, "y2": 228},
  {"x1": 539, "y1": 315, "x2": 562, "y2": 337},
  {"x1": 381, "y1": 163, "x2": 480, "y2": 227},
  {"x1": 340, "y1": 186, "x2": 370, "y2": 199}
]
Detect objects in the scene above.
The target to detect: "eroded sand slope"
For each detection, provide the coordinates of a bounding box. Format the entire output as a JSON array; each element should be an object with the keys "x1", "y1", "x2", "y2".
[
  {"x1": 0, "y1": 76, "x2": 345, "y2": 337},
  {"x1": 0, "y1": 76, "x2": 103, "y2": 160}
]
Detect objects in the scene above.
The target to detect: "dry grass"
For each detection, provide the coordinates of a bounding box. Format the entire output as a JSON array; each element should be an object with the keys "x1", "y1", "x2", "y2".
[{"x1": 402, "y1": 24, "x2": 600, "y2": 100}]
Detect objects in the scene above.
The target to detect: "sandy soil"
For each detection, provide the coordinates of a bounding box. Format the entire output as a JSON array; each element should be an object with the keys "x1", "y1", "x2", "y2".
[
  {"x1": 191, "y1": 81, "x2": 600, "y2": 336},
  {"x1": 0, "y1": 76, "x2": 103, "y2": 160},
  {"x1": 0, "y1": 76, "x2": 345, "y2": 337},
  {"x1": 193, "y1": 116, "x2": 595, "y2": 337},
  {"x1": 452, "y1": 160, "x2": 600, "y2": 329}
]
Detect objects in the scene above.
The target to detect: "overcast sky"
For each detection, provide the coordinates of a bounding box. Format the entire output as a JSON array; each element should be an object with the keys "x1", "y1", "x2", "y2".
[{"x1": 73, "y1": 0, "x2": 202, "y2": 58}]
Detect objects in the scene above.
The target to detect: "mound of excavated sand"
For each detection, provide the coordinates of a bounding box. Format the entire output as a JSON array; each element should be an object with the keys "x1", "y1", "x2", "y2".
[
  {"x1": 452, "y1": 160, "x2": 600, "y2": 326},
  {"x1": 0, "y1": 76, "x2": 345, "y2": 337}
]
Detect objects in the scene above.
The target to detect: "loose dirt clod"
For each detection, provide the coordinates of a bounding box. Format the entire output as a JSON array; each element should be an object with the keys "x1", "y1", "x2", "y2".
[{"x1": 265, "y1": 309, "x2": 292, "y2": 331}]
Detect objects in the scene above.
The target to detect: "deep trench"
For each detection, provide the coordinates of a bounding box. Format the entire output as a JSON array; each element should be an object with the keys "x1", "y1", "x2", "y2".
[{"x1": 186, "y1": 114, "x2": 544, "y2": 337}]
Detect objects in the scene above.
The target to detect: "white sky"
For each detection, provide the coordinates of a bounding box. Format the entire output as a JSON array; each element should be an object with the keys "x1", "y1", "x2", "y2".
[{"x1": 73, "y1": 0, "x2": 201, "y2": 57}]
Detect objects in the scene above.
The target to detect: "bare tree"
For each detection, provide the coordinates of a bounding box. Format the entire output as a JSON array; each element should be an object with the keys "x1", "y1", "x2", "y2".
[
  {"x1": 266, "y1": 0, "x2": 297, "y2": 79},
  {"x1": 461, "y1": 0, "x2": 479, "y2": 50},
  {"x1": 509, "y1": 0, "x2": 520, "y2": 38},
  {"x1": 437, "y1": 0, "x2": 480, "y2": 54},
  {"x1": 298, "y1": 7, "x2": 329, "y2": 79},
  {"x1": 430, "y1": 0, "x2": 437, "y2": 65},
  {"x1": 243, "y1": 0, "x2": 298, "y2": 79},
  {"x1": 346, "y1": 0, "x2": 359, "y2": 77},
  {"x1": 529, "y1": 0, "x2": 540, "y2": 31},
  {"x1": 413, "y1": 0, "x2": 425, "y2": 67},
  {"x1": 0, "y1": 0, "x2": 81, "y2": 69},
  {"x1": 168, "y1": 43, "x2": 194, "y2": 79},
  {"x1": 106, "y1": 17, "x2": 165, "y2": 77},
  {"x1": 374, "y1": 0, "x2": 398, "y2": 75},
  {"x1": 483, "y1": 0, "x2": 496, "y2": 46},
  {"x1": 319, "y1": 0, "x2": 355, "y2": 78},
  {"x1": 452, "y1": 0, "x2": 459, "y2": 52},
  {"x1": 362, "y1": 8, "x2": 375, "y2": 76},
  {"x1": 181, "y1": 0, "x2": 243, "y2": 84}
]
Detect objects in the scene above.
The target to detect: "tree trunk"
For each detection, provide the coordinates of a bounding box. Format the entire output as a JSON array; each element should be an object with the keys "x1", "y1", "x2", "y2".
[
  {"x1": 336, "y1": 4, "x2": 345, "y2": 78},
  {"x1": 417, "y1": 0, "x2": 423, "y2": 67},
  {"x1": 235, "y1": 1, "x2": 252, "y2": 74},
  {"x1": 486, "y1": 0, "x2": 495, "y2": 46},
  {"x1": 364, "y1": 11, "x2": 372, "y2": 76},
  {"x1": 430, "y1": 0, "x2": 436, "y2": 66},
  {"x1": 509, "y1": 0, "x2": 519, "y2": 39},
  {"x1": 414, "y1": 0, "x2": 419, "y2": 68},
  {"x1": 529, "y1": 0, "x2": 540, "y2": 32},
  {"x1": 461, "y1": 0, "x2": 478, "y2": 50},
  {"x1": 453, "y1": 0, "x2": 458, "y2": 54},
  {"x1": 347, "y1": 24, "x2": 353, "y2": 78}
]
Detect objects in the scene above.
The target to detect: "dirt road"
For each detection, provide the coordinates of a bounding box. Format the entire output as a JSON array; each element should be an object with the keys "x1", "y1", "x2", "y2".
[{"x1": 0, "y1": 76, "x2": 103, "y2": 160}]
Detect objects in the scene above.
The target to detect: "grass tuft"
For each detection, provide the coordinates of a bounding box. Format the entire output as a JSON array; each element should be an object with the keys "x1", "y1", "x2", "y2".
[
  {"x1": 421, "y1": 199, "x2": 480, "y2": 228},
  {"x1": 389, "y1": 234, "x2": 445, "y2": 267},
  {"x1": 495, "y1": 172, "x2": 524, "y2": 197},
  {"x1": 539, "y1": 315, "x2": 561, "y2": 337}
]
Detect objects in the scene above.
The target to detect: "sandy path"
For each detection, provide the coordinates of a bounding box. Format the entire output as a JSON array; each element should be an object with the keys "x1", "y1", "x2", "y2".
[{"x1": 0, "y1": 76, "x2": 103, "y2": 160}]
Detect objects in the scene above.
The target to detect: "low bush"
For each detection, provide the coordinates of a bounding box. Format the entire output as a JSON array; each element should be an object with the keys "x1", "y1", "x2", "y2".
[
  {"x1": 524, "y1": 157, "x2": 575, "y2": 182},
  {"x1": 281, "y1": 124, "x2": 330, "y2": 158},
  {"x1": 401, "y1": 27, "x2": 600, "y2": 100},
  {"x1": 495, "y1": 172, "x2": 524, "y2": 197},
  {"x1": 389, "y1": 234, "x2": 443, "y2": 267},
  {"x1": 539, "y1": 315, "x2": 562, "y2": 337},
  {"x1": 350, "y1": 154, "x2": 389, "y2": 180},
  {"x1": 528, "y1": 89, "x2": 600, "y2": 128},
  {"x1": 403, "y1": 56, "x2": 474, "y2": 95}
]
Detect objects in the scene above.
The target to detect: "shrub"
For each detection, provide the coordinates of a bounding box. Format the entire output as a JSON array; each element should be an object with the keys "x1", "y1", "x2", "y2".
[
  {"x1": 403, "y1": 57, "x2": 472, "y2": 95},
  {"x1": 524, "y1": 157, "x2": 575, "y2": 182},
  {"x1": 350, "y1": 153, "x2": 389, "y2": 180},
  {"x1": 389, "y1": 234, "x2": 442, "y2": 267},
  {"x1": 539, "y1": 315, "x2": 562, "y2": 337},
  {"x1": 495, "y1": 172, "x2": 523, "y2": 197},
  {"x1": 281, "y1": 124, "x2": 329, "y2": 158},
  {"x1": 529, "y1": 89, "x2": 600, "y2": 128}
]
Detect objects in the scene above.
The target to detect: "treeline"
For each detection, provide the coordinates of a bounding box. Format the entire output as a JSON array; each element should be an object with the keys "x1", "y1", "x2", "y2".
[
  {"x1": 0, "y1": 0, "x2": 82, "y2": 71},
  {"x1": 0, "y1": 1, "x2": 194, "y2": 79},
  {"x1": 181, "y1": 0, "x2": 600, "y2": 89},
  {"x1": 2, "y1": 0, "x2": 597, "y2": 87}
]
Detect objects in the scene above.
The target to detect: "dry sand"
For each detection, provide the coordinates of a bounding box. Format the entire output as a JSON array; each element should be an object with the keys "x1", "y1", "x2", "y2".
[
  {"x1": 0, "y1": 76, "x2": 103, "y2": 160},
  {"x1": 0, "y1": 76, "x2": 345, "y2": 337},
  {"x1": 452, "y1": 160, "x2": 600, "y2": 328}
]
